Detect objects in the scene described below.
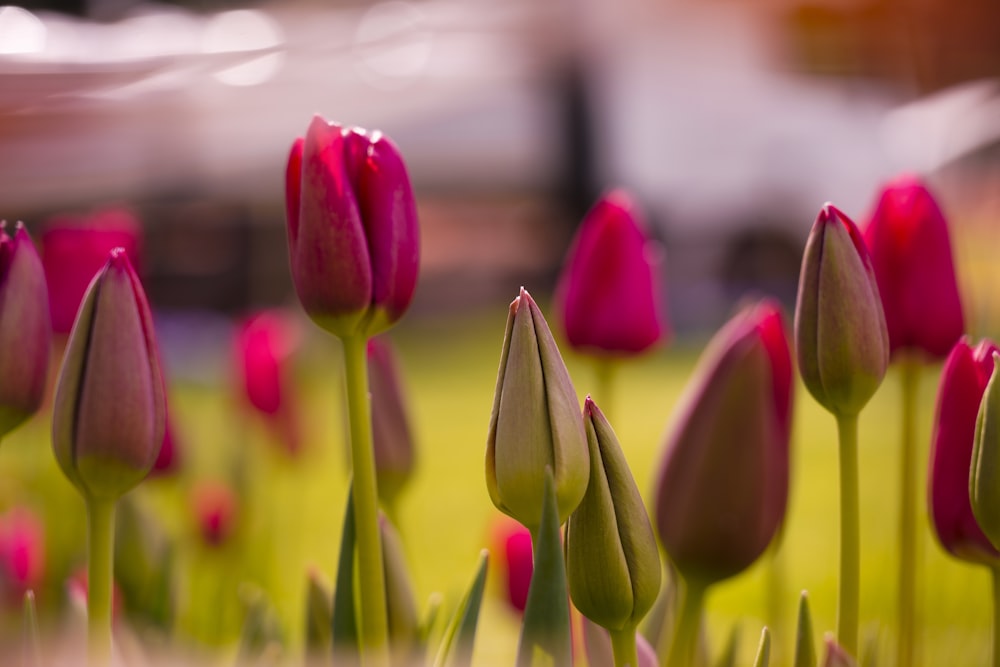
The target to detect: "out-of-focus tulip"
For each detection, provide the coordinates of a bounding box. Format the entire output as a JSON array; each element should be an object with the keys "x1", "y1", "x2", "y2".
[
  {"x1": 0, "y1": 221, "x2": 51, "y2": 439},
  {"x1": 795, "y1": 204, "x2": 889, "y2": 418},
  {"x1": 0, "y1": 507, "x2": 45, "y2": 603},
  {"x1": 41, "y1": 208, "x2": 141, "y2": 334},
  {"x1": 822, "y1": 636, "x2": 858, "y2": 667},
  {"x1": 52, "y1": 249, "x2": 166, "y2": 501},
  {"x1": 66, "y1": 568, "x2": 123, "y2": 620},
  {"x1": 285, "y1": 115, "x2": 419, "y2": 339},
  {"x1": 566, "y1": 397, "x2": 660, "y2": 632},
  {"x1": 368, "y1": 336, "x2": 416, "y2": 508},
  {"x1": 490, "y1": 515, "x2": 533, "y2": 613},
  {"x1": 971, "y1": 354, "x2": 1000, "y2": 549},
  {"x1": 556, "y1": 190, "x2": 666, "y2": 356},
  {"x1": 654, "y1": 300, "x2": 793, "y2": 585},
  {"x1": 191, "y1": 481, "x2": 238, "y2": 547},
  {"x1": 863, "y1": 175, "x2": 964, "y2": 359},
  {"x1": 928, "y1": 338, "x2": 1000, "y2": 564},
  {"x1": 149, "y1": 413, "x2": 180, "y2": 477},
  {"x1": 234, "y1": 311, "x2": 302, "y2": 455},
  {"x1": 485, "y1": 288, "x2": 589, "y2": 531},
  {"x1": 581, "y1": 617, "x2": 658, "y2": 667}
]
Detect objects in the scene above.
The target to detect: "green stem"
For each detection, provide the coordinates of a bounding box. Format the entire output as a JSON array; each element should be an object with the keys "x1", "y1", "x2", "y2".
[
  {"x1": 611, "y1": 627, "x2": 639, "y2": 667},
  {"x1": 665, "y1": 577, "x2": 706, "y2": 667},
  {"x1": 342, "y1": 335, "x2": 390, "y2": 666},
  {"x1": 992, "y1": 566, "x2": 1000, "y2": 667},
  {"x1": 836, "y1": 412, "x2": 860, "y2": 656},
  {"x1": 897, "y1": 360, "x2": 921, "y2": 667},
  {"x1": 85, "y1": 495, "x2": 117, "y2": 667},
  {"x1": 594, "y1": 356, "x2": 618, "y2": 420}
]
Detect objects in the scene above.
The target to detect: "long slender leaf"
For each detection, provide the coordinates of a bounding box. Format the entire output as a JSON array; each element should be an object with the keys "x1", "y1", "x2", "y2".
[
  {"x1": 332, "y1": 484, "x2": 358, "y2": 655},
  {"x1": 713, "y1": 624, "x2": 739, "y2": 667},
  {"x1": 433, "y1": 550, "x2": 489, "y2": 667},
  {"x1": 794, "y1": 591, "x2": 816, "y2": 667},
  {"x1": 23, "y1": 590, "x2": 42, "y2": 667},
  {"x1": 752, "y1": 627, "x2": 771, "y2": 667}
]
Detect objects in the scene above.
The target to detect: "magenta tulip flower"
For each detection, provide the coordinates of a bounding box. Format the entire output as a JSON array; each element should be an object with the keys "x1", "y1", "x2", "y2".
[
  {"x1": 654, "y1": 299, "x2": 793, "y2": 585},
  {"x1": 0, "y1": 507, "x2": 46, "y2": 604},
  {"x1": 41, "y1": 208, "x2": 142, "y2": 335},
  {"x1": 285, "y1": 115, "x2": 420, "y2": 339},
  {"x1": 491, "y1": 516, "x2": 533, "y2": 613},
  {"x1": 52, "y1": 248, "x2": 166, "y2": 500},
  {"x1": 863, "y1": 175, "x2": 964, "y2": 359},
  {"x1": 556, "y1": 190, "x2": 666, "y2": 356},
  {"x1": 191, "y1": 481, "x2": 238, "y2": 547},
  {"x1": 0, "y1": 221, "x2": 51, "y2": 439},
  {"x1": 929, "y1": 337, "x2": 1000, "y2": 564}
]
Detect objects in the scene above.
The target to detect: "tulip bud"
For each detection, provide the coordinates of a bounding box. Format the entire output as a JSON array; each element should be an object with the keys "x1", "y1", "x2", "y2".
[
  {"x1": 970, "y1": 354, "x2": 1000, "y2": 549},
  {"x1": 654, "y1": 301, "x2": 792, "y2": 585},
  {"x1": 285, "y1": 115, "x2": 420, "y2": 339},
  {"x1": 795, "y1": 203, "x2": 889, "y2": 417},
  {"x1": 929, "y1": 338, "x2": 1000, "y2": 564},
  {"x1": 863, "y1": 175, "x2": 963, "y2": 359},
  {"x1": 822, "y1": 635, "x2": 858, "y2": 667},
  {"x1": 0, "y1": 507, "x2": 45, "y2": 604},
  {"x1": 0, "y1": 221, "x2": 51, "y2": 439},
  {"x1": 368, "y1": 336, "x2": 416, "y2": 507},
  {"x1": 379, "y1": 513, "x2": 419, "y2": 655},
  {"x1": 556, "y1": 190, "x2": 667, "y2": 356},
  {"x1": 485, "y1": 288, "x2": 589, "y2": 531},
  {"x1": 566, "y1": 397, "x2": 660, "y2": 632},
  {"x1": 191, "y1": 480, "x2": 238, "y2": 547},
  {"x1": 51, "y1": 249, "x2": 166, "y2": 500}
]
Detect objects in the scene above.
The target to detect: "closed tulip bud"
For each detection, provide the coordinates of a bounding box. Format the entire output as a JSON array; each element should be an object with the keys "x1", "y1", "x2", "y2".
[
  {"x1": 566, "y1": 397, "x2": 660, "y2": 632},
  {"x1": 795, "y1": 204, "x2": 889, "y2": 417},
  {"x1": 556, "y1": 190, "x2": 667, "y2": 356},
  {"x1": 929, "y1": 338, "x2": 1000, "y2": 564},
  {"x1": 863, "y1": 175, "x2": 963, "y2": 359},
  {"x1": 52, "y1": 249, "x2": 166, "y2": 500},
  {"x1": 368, "y1": 337, "x2": 416, "y2": 507},
  {"x1": 970, "y1": 354, "x2": 1000, "y2": 549},
  {"x1": 655, "y1": 301, "x2": 792, "y2": 585},
  {"x1": 485, "y1": 288, "x2": 589, "y2": 531},
  {"x1": 285, "y1": 115, "x2": 420, "y2": 339},
  {"x1": 0, "y1": 222, "x2": 51, "y2": 439}
]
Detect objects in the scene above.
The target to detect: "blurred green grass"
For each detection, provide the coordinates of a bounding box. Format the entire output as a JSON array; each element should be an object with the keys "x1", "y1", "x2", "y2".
[{"x1": 0, "y1": 305, "x2": 994, "y2": 665}]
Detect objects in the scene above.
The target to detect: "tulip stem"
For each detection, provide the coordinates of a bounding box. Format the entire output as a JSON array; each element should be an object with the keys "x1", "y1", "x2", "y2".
[
  {"x1": 897, "y1": 359, "x2": 921, "y2": 667},
  {"x1": 594, "y1": 356, "x2": 618, "y2": 421},
  {"x1": 836, "y1": 412, "x2": 860, "y2": 656},
  {"x1": 991, "y1": 566, "x2": 1000, "y2": 667},
  {"x1": 665, "y1": 576, "x2": 706, "y2": 667},
  {"x1": 85, "y1": 495, "x2": 116, "y2": 667},
  {"x1": 610, "y1": 627, "x2": 638, "y2": 667},
  {"x1": 342, "y1": 335, "x2": 390, "y2": 666}
]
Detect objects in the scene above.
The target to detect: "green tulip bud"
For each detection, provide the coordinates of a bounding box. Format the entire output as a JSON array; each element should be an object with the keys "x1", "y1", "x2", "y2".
[
  {"x1": 970, "y1": 353, "x2": 1000, "y2": 549},
  {"x1": 486, "y1": 288, "x2": 589, "y2": 531},
  {"x1": 566, "y1": 397, "x2": 660, "y2": 632},
  {"x1": 795, "y1": 204, "x2": 889, "y2": 417},
  {"x1": 52, "y1": 249, "x2": 166, "y2": 501}
]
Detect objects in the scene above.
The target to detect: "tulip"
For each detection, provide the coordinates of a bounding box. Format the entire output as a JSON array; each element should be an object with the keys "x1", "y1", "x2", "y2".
[
  {"x1": 52, "y1": 248, "x2": 166, "y2": 500},
  {"x1": 41, "y1": 208, "x2": 141, "y2": 334},
  {"x1": 490, "y1": 516, "x2": 533, "y2": 613},
  {"x1": 929, "y1": 338, "x2": 1000, "y2": 564},
  {"x1": 795, "y1": 203, "x2": 889, "y2": 418},
  {"x1": 485, "y1": 287, "x2": 589, "y2": 532},
  {"x1": 822, "y1": 636, "x2": 858, "y2": 667},
  {"x1": 368, "y1": 336, "x2": 416, "y2": 509},
  {"x1": 0, "y1": 507, "x2": 45, "y2": 604},
  {"x1": 0, "y1": 221, "x2": 51, "y2": 440},
  {"x1": 656, "y1": 300, "x2": 791, "y2": 667},
  {"x1": 50, "y1": 247, "x2": 164, "y2": 665},
  {"x1": 556, "y1": 190, "x2": 666, "y2": 356},
  {"x1": 655, "y1": 300, "x2": 791, "y2": 585},
  {"x1": 285, "y1": 115, "x2": 419, "y2": 339},
  {"x1": 191, "y1": 481, "x2": 238, "y2": 547},
  {"x1": 150, "y1": 414, "x2": 180, "y2": 477},
  {"x1": 863, "y1": 175, "x2": 963, "y2": 359},
  {"x1": 567, "y1": 397, "x2": 660, "y2": 634}
]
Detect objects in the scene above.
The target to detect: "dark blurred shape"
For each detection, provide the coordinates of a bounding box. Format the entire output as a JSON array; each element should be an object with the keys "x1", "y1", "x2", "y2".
[{"x1": 720, "y1": 226, "x2": 802, "y2": 311}]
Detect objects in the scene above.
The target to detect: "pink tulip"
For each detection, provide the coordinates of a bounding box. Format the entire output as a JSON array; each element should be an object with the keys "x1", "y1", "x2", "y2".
[
  {"x1": 285, "y1": 115, "x2": 420, "y2": 339},
  {"x1": 0, "y1": 221, "x2": 51, "y2": 439},
  {"x1": 0, "y1": 507, "x2": 45, "y2": 603},
  {"x1": 41, "y1": 208, "x2": 141, "y2": 334},
  {"x1": 654, "y1": 299, "x2": 793, "y2": 584},
  {"x1": 929, "y1": 337, "x2": 1000, "y2": 564},
  {"x1": 556, "y1": 190, "x2": 666, "y2": 356},
  {"x1": 490, "y1": 515, "x2": 533, "y2": 613},
  {"x1": 863, "y1": 175, "x2": 964, "y2": 359},
  {"x1": 191, "y1": 481, "x2": 238, "y2": 547}
]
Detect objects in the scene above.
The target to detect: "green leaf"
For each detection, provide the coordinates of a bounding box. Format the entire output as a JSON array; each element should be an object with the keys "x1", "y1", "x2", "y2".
[
  {"x1": 517, "y1": 468, "x2": 573, "y2": 667},
  {"x1": 794, "y1": 591, "x2": 816, "y2": 667},
  {"x1": 22, "y1": 590, "x2": 42, "y2": 667},
  {"x1": 332, "y1": 485, "x2": 358, "y2": 655},
  {"x1": 752, "y1": 627, "x2": 771, "y2": 667},
  {"x1": 305, "y1": 569, "x2": 333, "y2": 654},
  {"x1": 433, "y1": 550, "x2": 489, "y2": 667},
  {"x1": 713, "y1": 624, "x2": 739, "y2": 667}
]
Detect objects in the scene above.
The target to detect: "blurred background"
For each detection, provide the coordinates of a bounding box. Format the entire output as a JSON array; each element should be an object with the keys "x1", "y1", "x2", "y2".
[{"x1": 3, "y1": 0, "x2": 999, "y2": 338}]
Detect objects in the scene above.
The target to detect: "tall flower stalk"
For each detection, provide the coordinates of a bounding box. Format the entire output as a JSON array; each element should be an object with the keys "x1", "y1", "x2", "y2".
[
  {"x1": 795, "y1": 204, "x2": 889, "y2": 654},
  {"x1": 284, "y1": 115, "x2": 420, "y2": 664}
]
